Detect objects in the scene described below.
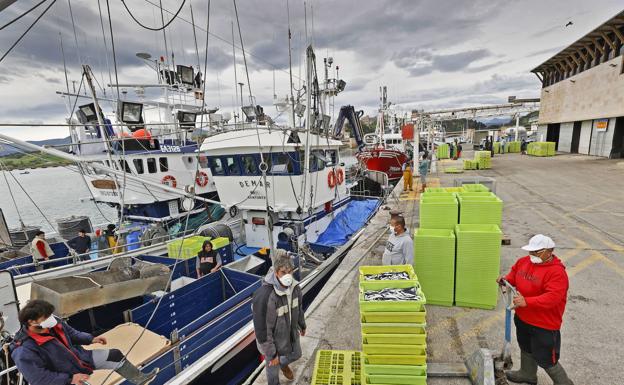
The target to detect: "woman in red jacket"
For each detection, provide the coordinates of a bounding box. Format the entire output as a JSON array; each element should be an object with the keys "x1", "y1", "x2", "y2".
[{"x1": 497, "y1": 234, "x2": 574, "y2": 385}]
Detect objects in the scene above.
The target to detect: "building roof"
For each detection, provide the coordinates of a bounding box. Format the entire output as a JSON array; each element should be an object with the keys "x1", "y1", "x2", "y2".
[{"x1": 531, "y1": 10, "x2": 624, "y2": 73}]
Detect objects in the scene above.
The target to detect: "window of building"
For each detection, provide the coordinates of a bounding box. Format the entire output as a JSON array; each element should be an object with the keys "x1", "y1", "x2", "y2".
[
  {"x1": 133, "y1": 159, "x2": 144, "y2": 174},
  {"x1": 147, "y1": 158, "x2": 157, "y2": 173},
  {"x1": 209, "y1": 157, "x2": 225, "y2": 175},
  {"x1": 159, "y1": 157, "x2": 168, "y2": 172},
  {"x1": 241, "y1": 154, "x2": 259, "y2": 175},
  {"x1": 224, "y1": 156, "x2": 241, "y2": 175}
]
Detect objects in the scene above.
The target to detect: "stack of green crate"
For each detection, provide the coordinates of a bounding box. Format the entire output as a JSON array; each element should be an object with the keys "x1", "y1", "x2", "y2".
[
  {"x1": 493, "y1": 142, "x2": 501, "y2": 154},
  {"x1": 436, "y1": 143, "x2": 450, "y2": 159},
  {"x1": 444, "y1": 167, "x2": 463, "y2": 174},
  {"x1": 474, "y1": 151, "x2": 491, "y2": 169},
  {"x1": 461, "y1": 183, "x2": 489, "y2": 192},
  {"x1": 457, "y1": 192, "x2": 503, "y2": 226},
  {"x1": 359, "y1": 265, "x2": 427, "y2": 385},
  {"x1": 419, "y1": 193, "x2": 459, "y2": 229},
  {"x1": 424, "y1": 187, "x2": 445, "y2": 193},
  {"x1": 546, "y1": 142, "x2": 556, "y2": 156},
  {"x1": 414, "y1": 229, "x2": 455, "y2": 306},
  {"x1": 443, "y1": 187, "x2": 465, "y2": 193},
  {"x1": 507, "y1": 141, "x2": 521, "y2": 153},
  {"x1": 463, "y1": 159, "x2": 478, "y2": 170},
  {"x1": 454, "y1": 224, "x2": 502, "y2": 309},
  {"x1": 166, "y1": 235, "x2": 210, "y2": 259},
  {"x1": 312, "y1": 350, "x2": 362, "y2": 385}
]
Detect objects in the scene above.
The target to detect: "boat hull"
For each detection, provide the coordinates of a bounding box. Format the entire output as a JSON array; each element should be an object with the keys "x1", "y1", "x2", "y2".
[{"x1": 357, "y1": 148, "x2": 408, "y2": 181}]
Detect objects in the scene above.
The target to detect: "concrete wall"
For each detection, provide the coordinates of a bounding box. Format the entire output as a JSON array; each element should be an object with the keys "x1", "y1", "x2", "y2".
[
  {"x1": 579, "y1": 120, "x2": 592, "y2": 155},
  {"x1": 539, "y1": 56, "x2": 624, "y2": 124},
  {"x1": 536, "y1": 125, "x2": 548, "y2": 142},
  {"x1": 589, "y1": 118, "x2": 616, "y2": 157},
  {"x1": 558, "y1": 122, "x2": 574, "y2": 153}
]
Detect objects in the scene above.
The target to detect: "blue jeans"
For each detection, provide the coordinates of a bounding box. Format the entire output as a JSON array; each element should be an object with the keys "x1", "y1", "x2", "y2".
[{"x1": 265, "y1": 336, "x2": 302, "y2": 385}]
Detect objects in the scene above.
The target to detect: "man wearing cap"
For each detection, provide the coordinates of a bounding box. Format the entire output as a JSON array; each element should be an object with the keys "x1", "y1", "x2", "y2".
[{"x1": 497, "y1": 234, "x2": 573, "y2": 385}]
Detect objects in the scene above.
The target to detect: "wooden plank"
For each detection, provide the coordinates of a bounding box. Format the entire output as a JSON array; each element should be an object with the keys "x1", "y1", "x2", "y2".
[
  {"x1": 84, "y1": 323, "x2": 171, "y2": 385},
  {"x1": 600, "y1": 32, "x2": 617, "y2": 52},
  {"x1": 592, "y1": 37, "x2": 606, "y2": 54}
]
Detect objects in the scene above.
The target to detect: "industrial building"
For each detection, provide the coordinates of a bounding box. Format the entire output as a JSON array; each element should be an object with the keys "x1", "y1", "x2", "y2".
[{"x1": 531, "y1": 11, "x2": 624, "y2": 158}]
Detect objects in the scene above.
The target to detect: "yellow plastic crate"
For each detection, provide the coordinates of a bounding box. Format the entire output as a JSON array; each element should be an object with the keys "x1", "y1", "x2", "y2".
[
  {"x1": 166, "y1": 236, "x2": 209, "y2": 259},
  {"x1": 312, "y1": 350, "x2": 362, "y2": 385}
]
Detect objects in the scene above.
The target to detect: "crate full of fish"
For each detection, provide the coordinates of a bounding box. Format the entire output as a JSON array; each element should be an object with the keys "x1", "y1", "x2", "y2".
[
  {"x1": 359, "y1": 265, "x2": 419, "y2": 291},
  {"x1": 359, "y1": 286, "x2": 426, "y2": 312}
]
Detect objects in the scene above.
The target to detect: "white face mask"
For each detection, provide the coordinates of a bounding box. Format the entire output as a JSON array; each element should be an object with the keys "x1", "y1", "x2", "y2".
[
  {"x1": 38, "y1": 315, "x2": 57, "y2": 329},
  {"x1": 279, "y1": 273, "x2": 294, "y2": 287},
  {"x1": 529, "y1": 255, "x2": 543, "y2": 264}
]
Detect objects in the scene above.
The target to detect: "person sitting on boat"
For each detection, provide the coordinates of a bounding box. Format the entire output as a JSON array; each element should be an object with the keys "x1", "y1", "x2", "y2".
[
  {"x1": 196, "y1": 240, "x2": 222, "y2": 278},
  {"x1": 10, "y1": 299, "x2": 158, "y2": 385},
  {"x1": 402, "y1": 159, "x2": 413, "y2": 192},
  {"x1": 30, "y1": 231, "x2": 54, "y2": 271},
  {"x1": 68, "y1": 229, "x2": 91, "y2": 262},
  {"x1": 252, "y1": 250, "x2": 305, "y2": 385},
  {"x1": 418, "y1": 151, "x2": 430, "y2": 193},
  {"x1": 382, "y1": 215, "x2": 414, "y2": 266}
]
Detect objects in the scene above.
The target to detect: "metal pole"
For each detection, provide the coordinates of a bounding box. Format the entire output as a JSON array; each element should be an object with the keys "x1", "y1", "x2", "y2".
[{"x1": 238, "y1": 82, "x2": 245, "y2": 121}]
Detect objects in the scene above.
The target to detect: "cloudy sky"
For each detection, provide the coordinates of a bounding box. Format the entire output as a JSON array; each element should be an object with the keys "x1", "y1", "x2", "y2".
[{"x1": 0, "y1": 0, "x2": 622, "y2": 140}]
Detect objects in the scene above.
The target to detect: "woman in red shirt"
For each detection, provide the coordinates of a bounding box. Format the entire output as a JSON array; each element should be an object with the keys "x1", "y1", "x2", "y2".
[{"x1": 497, "y1": 234, "x2": 574, "y2": 385}]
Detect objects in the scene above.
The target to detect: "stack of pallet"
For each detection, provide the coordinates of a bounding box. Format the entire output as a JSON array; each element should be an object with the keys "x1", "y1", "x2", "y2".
[
  {"x1": 436, "y1": 143, "x2": 450, "y2": 159},
  {"x1": 527, "y1": 142, "x2": 556, "y2": 156},
  {"x1": 359, "y1": 265, "x2": 428, "y2": 385},
  {"x1": 474, "y1": 151, "x2": 492, "y2": 169}
]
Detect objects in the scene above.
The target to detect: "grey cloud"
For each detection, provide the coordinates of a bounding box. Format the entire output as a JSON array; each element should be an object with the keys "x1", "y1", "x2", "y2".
[{"x1": 393, "y1": 48, "x2": 492, "y2": 77}]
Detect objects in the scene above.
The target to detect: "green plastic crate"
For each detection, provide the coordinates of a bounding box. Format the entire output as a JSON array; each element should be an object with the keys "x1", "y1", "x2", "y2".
[
  {"x1": 461, "y1": 183, "x2": 489, "y2": 192},
  {"x1": 457, "y1": 195, "x2": 503, "y2": 226},
  {"x1": 362, "y1": 351, "x2": 427, "y2": 366},
  {"x1": 363, "y1": 332, "x2": 426, "y2": 346},
  {"x1": 211, "y1": 236, "x2": 230, "y2": 250},
  {"x1": 363, "y1": 344, "x2": 427, "y2": 355},
  {"x1": 463, "y1": 160, "x2": 478, "y2": 170},
  {"x1": 413, "y1": 228, "x2": 456, "y2": 306},
  {"x1": 361, "y1": 323, "x2": 426, "y2": 335},
  {"x1": 312, "y1": 350, "x2": 362, "y2": 385},
  {"x1": 444, "y1": 167, "x2": 463, "y2": 174},
  {"x1": 359, "y1": 288, "x2": 426, "y2": 312},
  {"x1": 424, "y1": 187, "x2": 445, "y2": 193},
  {"x1": 364, "y1": 374, "x2": 427, "y2": 385},
  {"x1": 166, "y1": 236, "x2": 209, "y2": 259},
  {"x1": 362, "y1": 364, "x2": 427, "y2": 376},
  {"x1": 419, "y1": 197, "x2": 458, "y2": 230},
  {"x1": 360, "y1": 311, "x2": 426, "y2": 324},
  {"x1": 443, "y1": 187, "x2": 465, "y2": 193},
  {"x1": 454, "y1": 224, "x2": 502, "y2": 309},
  {"x1": 359, "y1": 265, "x2": 419, "y2": 291},
  {"x1": 436, "y1": 143, "x2": 450, "y2": 159}
]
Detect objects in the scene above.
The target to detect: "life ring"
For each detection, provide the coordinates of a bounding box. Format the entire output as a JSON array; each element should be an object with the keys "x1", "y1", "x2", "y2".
[
  {"x1": 161, "y1": 175, "x2": 177, "y2": 188},
  {"x1": 336, "y1": 168, "x2": 344, "y2": 185},
  {"x1": 327, "y1": 170, "x2": 336, "y2": 188},
  {"x1": 195, "y1": 171, "x2": 209, "y2": 187}
]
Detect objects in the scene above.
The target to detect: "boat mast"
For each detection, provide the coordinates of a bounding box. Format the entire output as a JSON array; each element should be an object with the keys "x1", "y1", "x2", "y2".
[{"x1": 301, "y1": 46, "x2": 314, "y2": 212}]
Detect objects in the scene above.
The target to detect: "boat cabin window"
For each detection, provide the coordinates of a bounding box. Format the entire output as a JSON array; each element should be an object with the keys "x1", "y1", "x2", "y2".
[
  {"x1": 241, "y1": 154, "x2": 259, "y2": 175},
  {"x1": 133, "y1": 159, "x2": 144, "y2": 174},
  {"x1": 326, "y1": 149, "x2": 338, "y2": 166},
  {"x1": 120, "y1": 160, "x2": 132, "y2": 173},
  {"x1": 270, "y1": 153, "x2": 294, "y2": 174},
  {"x1": 159, "y1": 157, "x2": 169, "y2": 172},
  {"x1": 147, "y1": 158, "x2": 157, "y2": 173},
  {"x1": 310, "y1": 150, "x2": 326, "y2": 172},
  {"x1": 209, "y1": 157, "x2": 225, "y2": 175},
  {"x1": 199, "y1": 155, "x2": 209, "y2": 169},
  {"x1": 224, "y1": 156, "x2": 241, "y2": 175}
]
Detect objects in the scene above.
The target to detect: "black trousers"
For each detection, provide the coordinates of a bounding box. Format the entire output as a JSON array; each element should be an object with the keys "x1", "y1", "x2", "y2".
[{"x1": 514, "y1": 315, "x2": 561, "y2": 369}]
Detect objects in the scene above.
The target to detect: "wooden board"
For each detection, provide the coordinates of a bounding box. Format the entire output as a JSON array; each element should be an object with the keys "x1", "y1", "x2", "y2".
[{"x1": 83, "y1": 323, "x2": 170, "y2": 385}]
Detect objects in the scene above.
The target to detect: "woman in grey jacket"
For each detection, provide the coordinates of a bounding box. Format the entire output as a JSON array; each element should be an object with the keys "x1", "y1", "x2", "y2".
[{"x1": 252, "y1": 251, "x2": 306, "y2": 385}]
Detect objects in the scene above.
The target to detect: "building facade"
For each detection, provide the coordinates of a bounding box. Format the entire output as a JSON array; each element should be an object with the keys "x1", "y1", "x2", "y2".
[{"x1": 532, "y1": 11, "x2": 624, "y2": 158}]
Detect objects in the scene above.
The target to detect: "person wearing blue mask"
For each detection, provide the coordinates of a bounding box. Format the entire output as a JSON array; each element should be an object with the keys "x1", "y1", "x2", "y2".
[{"x1": 252, "y1": 250, "x2": 306, "y2": 385}]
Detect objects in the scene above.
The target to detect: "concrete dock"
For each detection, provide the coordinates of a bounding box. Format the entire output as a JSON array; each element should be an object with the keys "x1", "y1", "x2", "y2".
[{"x1": 253, "y1": 151, "x2": 624, "y2": 385}]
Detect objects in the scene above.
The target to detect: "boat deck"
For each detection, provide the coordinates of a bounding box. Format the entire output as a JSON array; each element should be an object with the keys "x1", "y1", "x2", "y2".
[{"x1": 252, "y1": 151, "x2": 624, "y2": 385}]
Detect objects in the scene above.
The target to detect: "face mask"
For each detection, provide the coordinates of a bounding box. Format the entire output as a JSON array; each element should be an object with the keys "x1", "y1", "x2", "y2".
[
  {"x1": 279, "y1": 274, "x2": 294, "y2": 287},
  {"x1": 38, "y1": 315, "x2": 57, "y2": 329},
  {"x1": 529, "y1": 255, "x2": 543, "y2": 264}
]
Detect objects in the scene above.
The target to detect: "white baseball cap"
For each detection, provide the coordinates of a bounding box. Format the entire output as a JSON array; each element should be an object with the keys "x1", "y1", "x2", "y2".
[{"x1": 521, "y1": 234, "x2": 555, "y2": 251}]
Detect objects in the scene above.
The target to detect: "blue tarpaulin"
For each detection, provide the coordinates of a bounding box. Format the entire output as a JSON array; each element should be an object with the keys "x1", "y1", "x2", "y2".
[{"x1": 314, "y1": 199, "x2": 379, "y2": 247}]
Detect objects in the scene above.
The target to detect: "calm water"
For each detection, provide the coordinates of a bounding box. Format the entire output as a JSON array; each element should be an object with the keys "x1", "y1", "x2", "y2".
[
  {"x1": 0, "y1": 148, "x2": 358, "y2": 234},
  {"x1": 0, "y1": 167, "x2": 116, "y2": 233}
]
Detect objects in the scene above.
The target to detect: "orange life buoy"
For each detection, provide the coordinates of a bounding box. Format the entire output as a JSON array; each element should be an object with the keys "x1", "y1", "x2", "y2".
[
  {"x1": 336, "y1": 168, "x2": 344, "y2": 185},
  {"x1": 195, "y1": 171, "x2": 209, "y2": 187},
  {"x1": 161, "y1": 175, "x2": 177, "y2": 188},
  {"x1": 327, "y1": 170, "x2": 336, "y2": 188}
]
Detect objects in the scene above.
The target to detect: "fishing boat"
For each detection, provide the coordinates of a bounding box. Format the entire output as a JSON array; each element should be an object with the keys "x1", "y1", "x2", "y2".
[{"x1": 0, "y1": 43, "x2": 381, "y2": 385}]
